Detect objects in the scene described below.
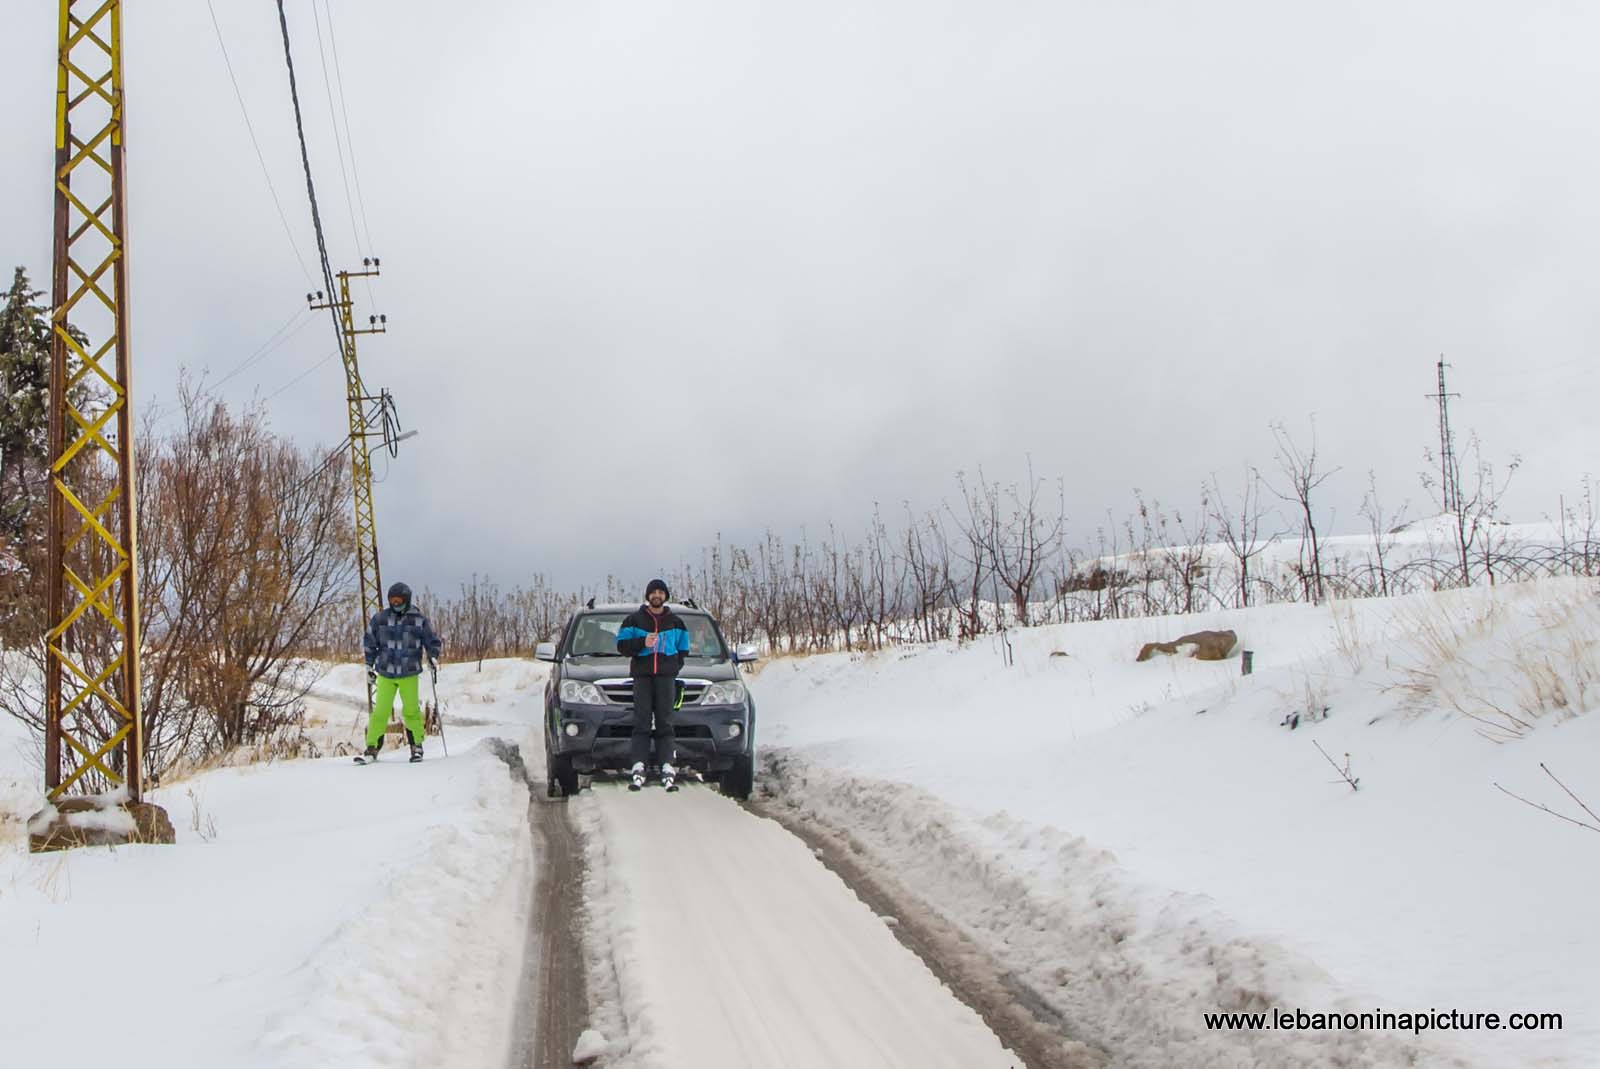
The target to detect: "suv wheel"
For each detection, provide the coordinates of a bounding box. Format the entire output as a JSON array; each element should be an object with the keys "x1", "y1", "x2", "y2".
[
  {"x1": 549, "y1": 753, "x2": 579, "y2": 798},
  {"x1": 722, "y1": 752, "x2": 754, "y2": 800}
]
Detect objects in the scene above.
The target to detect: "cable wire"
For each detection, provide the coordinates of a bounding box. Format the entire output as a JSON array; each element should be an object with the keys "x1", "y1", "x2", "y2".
[
  {"x1": 264, "y1": 350, "x2": 339, "y2": 402},
  {"x1": 310, "y1": 2, "x2": 366, "y2": 272},
  {"x1": 321, "y1": 0, "x2": 378, "y2": 258},
  {"x1": 321, "y1": 0, "x2": 381, "y2": 308},
  {"x1": 212, "y1": 309, "x2": 317, "y2": 389},
  {"x1": 274, "y1": 0, "x2": 364, "y2": 397},
  {"x1": 206, "y1": 0, "x2": 316, "y2": 287}
]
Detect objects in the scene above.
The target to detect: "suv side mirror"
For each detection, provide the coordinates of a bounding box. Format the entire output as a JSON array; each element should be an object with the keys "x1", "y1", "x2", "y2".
[
  {"x1": 733, "y1": 643, "x2": 760, "y2": 664},
  {"x1": 534, "y1": 642, "x2": 557, "y2": 662}
]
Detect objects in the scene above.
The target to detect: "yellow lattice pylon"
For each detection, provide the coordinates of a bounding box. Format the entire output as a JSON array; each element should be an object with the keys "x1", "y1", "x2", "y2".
[
  {"x1": 309, "y1": 264, "x2": 387, "y2": 635},
  {"x1": 44, "y1": 0, "x2": 145, "y2": 802}
]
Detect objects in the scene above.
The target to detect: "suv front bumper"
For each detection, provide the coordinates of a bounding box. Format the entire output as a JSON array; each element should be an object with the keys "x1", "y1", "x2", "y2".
[{"x1": 551, "y1": 701, "x2": 751, "y2": 772}]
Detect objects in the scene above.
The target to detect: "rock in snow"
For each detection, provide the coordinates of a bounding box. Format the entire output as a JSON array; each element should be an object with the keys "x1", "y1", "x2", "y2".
[{"x1": 571, "y1": 1028, "x2": 608, "y2": 1065}]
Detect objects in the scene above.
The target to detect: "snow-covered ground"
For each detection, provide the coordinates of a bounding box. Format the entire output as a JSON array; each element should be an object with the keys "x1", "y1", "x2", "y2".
[
  {"x1": 3, "y1": 573, "x2": 1597, "y2": 1067},
  {"x1": 0, "y1": 659, "x2": 548, "y2": 1069},
  {"x1": 754, "y1": 576, "x2": 1600, "y2": 1067}
]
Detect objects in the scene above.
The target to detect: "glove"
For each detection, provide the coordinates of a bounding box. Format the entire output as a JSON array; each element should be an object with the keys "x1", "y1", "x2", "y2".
[{"x1": 366, "y1": 666, "x2": 377, "y2": 686}]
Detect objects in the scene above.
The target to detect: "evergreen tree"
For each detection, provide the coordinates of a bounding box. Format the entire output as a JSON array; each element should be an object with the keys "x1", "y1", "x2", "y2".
[{"x1": 0, "y1": 267, "x2": 54, "y2": 540}]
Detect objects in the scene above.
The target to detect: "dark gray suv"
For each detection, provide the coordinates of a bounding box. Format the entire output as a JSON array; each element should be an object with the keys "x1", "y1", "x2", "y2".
[{"x1": 536, "y1": 602, "x2": 758, "y2": 799}]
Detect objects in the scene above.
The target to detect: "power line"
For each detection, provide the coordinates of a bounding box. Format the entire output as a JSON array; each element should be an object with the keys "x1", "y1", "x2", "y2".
[
  {"x1": 291, "y1": 432, "x2": 355, "y2": 497},
  {"x1": 274, "y1": 0, "x2": 361, "y2": 394},
  {"x1": 264, "y1": 350, "x2": 338, "y2": 402},
  {"x1": 312, "y1": 0, "x2": 379, "y2": 309},
  {"x1": 212, "y1": 309, "x2": 317, "y2": 389},
  {"x1": 206, "y1": 0, "x2": 316, "y2": 287},
  {"x1": 310, "y1": 2, "x2": 365, "y2": 262},
  {"x1": 321, "y1": 0, "x2": 378, "y2": 257}
]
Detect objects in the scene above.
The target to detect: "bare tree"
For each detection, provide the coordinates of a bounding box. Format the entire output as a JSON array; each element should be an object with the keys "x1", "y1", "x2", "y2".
[
  {"x1": 2, "y1": 382, "x2": 356, "y2": 783},
  {"x1": 1423, "y1": 431, "x2": 1521, "y2": 585},
  {"x1": 1358, "y1": 470, "x2": 1409, "y2": 597},
  {"x1": 1268, "y1": 420, "x2": 1338, "y2": 604},
  {"x1": 948, "y1": 471, "x2": 1000, "y2": 639},
  {"x1": 1208, "y1": 467, "x2": 1274, "y2": 608},
  {"x1": 1166, "y1": 491, "x2": 1214, "y2": 614},
  {"x1": 986, "y1": 463, "x2": 1065, "y2": 628}
]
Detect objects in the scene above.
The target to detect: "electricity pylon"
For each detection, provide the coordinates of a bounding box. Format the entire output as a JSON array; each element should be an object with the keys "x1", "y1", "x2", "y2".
[
  {"x1": 308, "y1": 261, "x2": 391, "y2": 679},
  {"x1": 43, "y1": 0, "x2": 146, "y2": 802}
]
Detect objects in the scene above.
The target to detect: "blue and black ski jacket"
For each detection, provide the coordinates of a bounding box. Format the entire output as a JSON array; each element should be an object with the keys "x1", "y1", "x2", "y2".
[
  {"x1": 364, "y1": 604, "x2": 443, "y2": 678},
  {"x1": 616, "y1": 605, "x2": 690, "y2": 678}
]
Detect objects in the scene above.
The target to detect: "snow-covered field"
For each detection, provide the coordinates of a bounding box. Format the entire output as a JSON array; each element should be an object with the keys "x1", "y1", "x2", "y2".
[
  {"x1": 2, "y1": 573, "x2": 1597, "y2": 1067},
  {"x1": 0, "y1": 660, "x2": 546, "y2": 1069},
  {"x1": 754, "y1": 576, "x2": 1600, "y2": 1067}
]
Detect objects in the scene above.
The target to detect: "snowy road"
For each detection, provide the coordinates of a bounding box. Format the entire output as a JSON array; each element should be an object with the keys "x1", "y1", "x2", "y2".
[{"x1": 571, "y1": 782, "x2": 1023, "y2": 1068}]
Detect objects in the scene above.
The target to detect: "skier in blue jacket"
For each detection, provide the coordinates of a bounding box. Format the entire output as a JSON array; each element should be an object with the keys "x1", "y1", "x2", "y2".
[
  {"x1": 360, "y1": 581, "x2": 443, "y2": 763},
  {"x1": 615, "y1": 578, "x2": 690, "y2": 790}
]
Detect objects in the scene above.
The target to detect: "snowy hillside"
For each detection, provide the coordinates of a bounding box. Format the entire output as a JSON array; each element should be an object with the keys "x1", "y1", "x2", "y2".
[{"x1": 754, "y1": 576, "x2": 1600, "y2": 1066}]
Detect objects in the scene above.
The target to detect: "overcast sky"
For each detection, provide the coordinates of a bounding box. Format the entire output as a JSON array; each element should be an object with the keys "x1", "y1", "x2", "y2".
[{"x1": 2, "y1": 1, "x2": 1596, "y2": 596}]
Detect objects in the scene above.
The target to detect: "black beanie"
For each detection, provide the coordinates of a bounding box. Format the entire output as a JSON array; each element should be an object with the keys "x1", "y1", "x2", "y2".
[{"x1": 645, "y1": 578, "x2": 670, "y2": 598}]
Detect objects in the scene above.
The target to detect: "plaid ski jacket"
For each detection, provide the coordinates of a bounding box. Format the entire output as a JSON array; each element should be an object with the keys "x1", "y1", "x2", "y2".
[{"x1": 363, "y1": 605, "x2": 443, "y2": 678}]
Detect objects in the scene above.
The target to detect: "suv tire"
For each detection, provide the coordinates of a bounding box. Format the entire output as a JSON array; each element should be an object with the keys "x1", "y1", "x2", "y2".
[
  {"x1": 722, "y1": 752, "x2": 754, "y2": 800},
  {"x1": 549, "y1": 753, "x2": 579, "y2": 799}
]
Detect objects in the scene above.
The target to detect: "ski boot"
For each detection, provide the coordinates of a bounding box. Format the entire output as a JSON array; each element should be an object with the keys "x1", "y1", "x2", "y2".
[
  {"x1": 354, "y1": 743, "x2": 380, "y2": 765},
  {"x1": 661, "y1": 762, "x2": 678, "y2": 793},
  {"x1": 409, "y1": 743, "x2": 424, "y2": 763},
  {"x1": 628, "y1": 762, "x2": 646, "y2": 791}
]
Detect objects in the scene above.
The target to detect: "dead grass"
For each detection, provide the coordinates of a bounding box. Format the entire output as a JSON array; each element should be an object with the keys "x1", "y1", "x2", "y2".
[
  {"x1": 1390, "y1": 581, "x2": 1600, "y2": 740},
  {"x1": 185, "y1": 788, "x2": 218, "y2": 842}
]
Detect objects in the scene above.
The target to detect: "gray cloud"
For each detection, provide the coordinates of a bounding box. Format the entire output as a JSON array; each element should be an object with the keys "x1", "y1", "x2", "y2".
[{"x1": 3, "y1": 1, "x2": 1595, "y2": 595}]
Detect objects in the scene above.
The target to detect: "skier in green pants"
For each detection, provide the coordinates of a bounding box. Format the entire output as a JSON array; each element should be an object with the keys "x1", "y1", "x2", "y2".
[{"x1": 359, "y1": 581, "x2": 443, "y2": 763}]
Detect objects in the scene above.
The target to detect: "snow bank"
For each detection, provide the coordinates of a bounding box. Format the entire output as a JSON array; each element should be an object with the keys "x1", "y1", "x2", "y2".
[
  {"x1": 0, "y1": 658, "x2": 548, "y2": 1069},
  {"x1": 258, "y1": 741, "x2": 533, "y2": 1068}
]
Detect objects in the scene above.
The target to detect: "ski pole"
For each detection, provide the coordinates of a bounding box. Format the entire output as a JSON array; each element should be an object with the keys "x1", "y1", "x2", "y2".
[{"x1": 430, "y1": 662, "x2": 448, "y2": 757}]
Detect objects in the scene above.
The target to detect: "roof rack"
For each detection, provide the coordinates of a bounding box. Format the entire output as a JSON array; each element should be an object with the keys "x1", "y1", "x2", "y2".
[{"x1": 682, "y1": 597, "x2": 699, "y2": 609}]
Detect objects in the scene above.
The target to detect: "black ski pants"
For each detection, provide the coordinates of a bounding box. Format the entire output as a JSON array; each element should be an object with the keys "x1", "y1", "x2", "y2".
[{"x1": 629, "y1": 674, "x2": 677, "y2": 767}]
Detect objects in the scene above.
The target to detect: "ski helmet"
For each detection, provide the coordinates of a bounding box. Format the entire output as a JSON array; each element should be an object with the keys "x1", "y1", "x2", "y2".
[{"x1": 387, "y1": 582, "x2": 412, "y2": 611}]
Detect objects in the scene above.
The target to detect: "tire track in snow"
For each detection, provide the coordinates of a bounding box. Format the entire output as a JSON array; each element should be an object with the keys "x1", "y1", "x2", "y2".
[
  {"x1": 746, "y1": 796, "x2": 1106, "y2": 1069},
  {"x1": 571, "y1": 782, "x2": 1023, "y2": 1068}
]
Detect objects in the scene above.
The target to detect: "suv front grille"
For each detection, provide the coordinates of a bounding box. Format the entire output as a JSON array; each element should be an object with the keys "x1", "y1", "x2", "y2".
[
  {"x1": 598, "y1": 723, "x2": 712, "y2": 739},
  {"x1": 595, "y1": 679, "x2": 711, "y2": 706}
]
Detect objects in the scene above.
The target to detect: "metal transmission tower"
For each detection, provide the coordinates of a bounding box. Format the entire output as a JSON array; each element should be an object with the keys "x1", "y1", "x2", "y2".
[
  {"x1": 308, "y1": 261, "x2": 395, "y2": 652},
  {"x1": 1430, "y1": 356, "x2": 1462, "y2": 514},
  {"x1": 43, "y1": 0, "x2": 146, "y2": 802}
]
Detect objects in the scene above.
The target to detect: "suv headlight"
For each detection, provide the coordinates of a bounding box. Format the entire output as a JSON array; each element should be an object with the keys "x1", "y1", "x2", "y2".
[
  {"x1": 559, "y1": 680, "x2": 606, "y2": 705},
  {"x1": 702, "y1": 681, "x2": 746, "y2": 705}
]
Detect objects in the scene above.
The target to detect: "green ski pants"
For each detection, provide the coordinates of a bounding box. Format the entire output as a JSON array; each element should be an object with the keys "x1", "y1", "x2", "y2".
[{"x1": 367, "y1": 673, "x2": 425, "y2": 748}]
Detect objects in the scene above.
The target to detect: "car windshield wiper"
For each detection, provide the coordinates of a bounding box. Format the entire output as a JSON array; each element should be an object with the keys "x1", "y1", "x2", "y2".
[{"x1": 571, "y1": 651, "x2": 623, "y2": 658}]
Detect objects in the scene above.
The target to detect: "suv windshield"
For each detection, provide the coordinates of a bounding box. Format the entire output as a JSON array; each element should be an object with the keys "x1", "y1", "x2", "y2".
[{"x1": 565, "y1": 612, "x2": 726, "y2": 660}]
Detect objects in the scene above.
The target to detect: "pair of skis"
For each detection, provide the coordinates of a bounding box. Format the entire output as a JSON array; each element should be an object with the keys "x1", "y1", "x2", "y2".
[
  {"x1": 353, "y1": 748, "x2": 421, "y2": 766},
  {"x1": 630, "y1": 767, "x2": 678, "y2": 792}
]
